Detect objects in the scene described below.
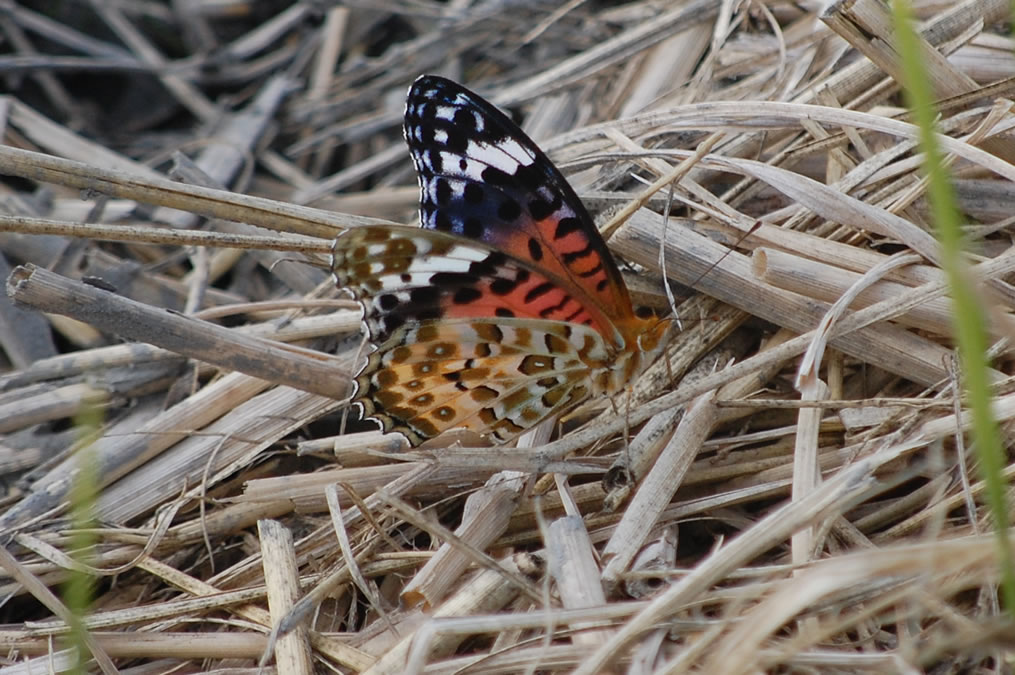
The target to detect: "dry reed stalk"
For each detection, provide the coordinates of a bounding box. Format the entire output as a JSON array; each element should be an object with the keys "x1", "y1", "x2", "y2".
[
  {"x1": 3, "y1": 1, "x2": 1015, "y2": 673},
  {"x1": 258, "y1": 518, "x2": 313, "y2": 674}
]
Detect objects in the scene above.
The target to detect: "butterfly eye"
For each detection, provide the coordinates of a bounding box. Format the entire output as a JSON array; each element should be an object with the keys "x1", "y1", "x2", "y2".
[{"x1": 634, "y1": 305, "x2": 657, "y2": 320}]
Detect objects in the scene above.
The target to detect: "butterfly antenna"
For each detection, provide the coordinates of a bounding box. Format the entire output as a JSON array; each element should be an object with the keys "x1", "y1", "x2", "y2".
[
  {"x1": 659, "y1": 213, "x2": 762, "y2": 340},
  {"x1": 658, "y1": 184, "x2": 683, "y2": 332},
  {"x1": 687, "y1": 220, "x2": 763, "y2": 290}
]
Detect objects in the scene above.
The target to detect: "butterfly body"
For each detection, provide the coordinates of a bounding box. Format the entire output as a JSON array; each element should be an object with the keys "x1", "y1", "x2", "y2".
[{"x1": 331, "y1": 76, "x2": 668, "y2": 445}]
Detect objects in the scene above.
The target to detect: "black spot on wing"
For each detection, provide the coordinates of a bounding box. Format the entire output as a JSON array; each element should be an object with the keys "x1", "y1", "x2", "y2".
[
  {"x1": 427, "y1": 150, "x2": 444, "y2": 174},
  {"x1": 527, "y1": 238, "x2": 543, "y2": 261},
  {"x1": 529, "y1": 198, "x2": 553, "y2": 221},
  {"x1": 463, "y1": 183, "x2": 484, "y2": 204},
  {"x1": 453, "y1": 107, "x2": 479, "y2": 131},
  {"x1": 538, "y1": 290, "x2": 573, "y2": 318},
  {"x1": 498, "y1": 199, "x2": 521, "y2": 222},
  {"x1": 524, "y1": 282, "x2": 554, "y2": 303},
  {"x1": 433, "y1": 210, "x2": 453, "y2": 231},
  {"x1": 555, "y1": 217, "x2": 583, "y2": 239},
  {"x1": 435, "y1": 178, "x2": 452, "y2": 205},
  {"x1": 481, "y1": 166, "x2": 513, "y2": 187},
  {"x1": 561, "y1": 246, "x2": 594, "y2": 265},
  {"x1": 463, "y1": 217, "x2": 483, "y2": 239},
  {"x1": 381, "y1": 313, "x2": 405, "y2": 335},
  {"x1": 410, "y1": 286, "x2": 440, "y2": 305},
  {"x1": 490, "y1": 278, "x2": 517, "y2": 295},
  {"x1": 431, "y1": 271, "x2": 479, "y2": 287},
  {"x1": 453, "y1": 286, "x2": 482, "y2": 304},
  {"x1": 416, "y1": 307, "x2": 441, "y2": 321}
]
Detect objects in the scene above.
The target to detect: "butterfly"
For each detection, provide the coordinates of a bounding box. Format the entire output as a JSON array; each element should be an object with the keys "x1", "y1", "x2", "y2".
[{"x1": 330, "y1": 75, "x2": 670, "y2": 446}]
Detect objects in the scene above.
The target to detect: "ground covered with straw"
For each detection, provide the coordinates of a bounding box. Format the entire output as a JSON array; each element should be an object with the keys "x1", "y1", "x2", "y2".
[{"x1": 3, "y1": 0, "x2": 1015, "y2": 673}]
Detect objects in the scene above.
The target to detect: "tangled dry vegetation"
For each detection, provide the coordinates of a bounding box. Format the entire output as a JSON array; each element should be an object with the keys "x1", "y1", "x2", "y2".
[{"x1": 3, "y1": 0, "x2": 1015, "y2": 672}]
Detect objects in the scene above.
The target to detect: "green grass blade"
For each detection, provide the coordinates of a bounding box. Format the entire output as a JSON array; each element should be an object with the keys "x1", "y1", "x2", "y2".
[
  {"x1": 891, "y1": 0, "x2": 1015, "y2": 612},
  {"x1": 62, "y1": 403, "x2": 103, "y2": 673}
]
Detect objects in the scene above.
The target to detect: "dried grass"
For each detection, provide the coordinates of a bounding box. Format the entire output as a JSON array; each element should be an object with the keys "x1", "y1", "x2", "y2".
[{"x1": 2, "y1": 0, "x2": 1015, "y2": 673}]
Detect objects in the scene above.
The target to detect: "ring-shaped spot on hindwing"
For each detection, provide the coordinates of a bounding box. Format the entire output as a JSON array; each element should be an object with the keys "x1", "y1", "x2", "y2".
[{"x1": 351, "y1": 317, "x2": 615, "y2": 444}]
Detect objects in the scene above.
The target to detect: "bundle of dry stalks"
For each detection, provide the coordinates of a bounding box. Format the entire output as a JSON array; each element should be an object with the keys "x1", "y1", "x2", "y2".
[{"x1": 3, "y1": 0, "x2": 1015, "y2": 673}]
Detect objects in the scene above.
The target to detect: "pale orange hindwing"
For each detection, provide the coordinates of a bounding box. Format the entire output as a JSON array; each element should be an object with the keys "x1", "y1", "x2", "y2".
[{"x1": 355, "y1": 318, "x2": 610, "y2": 445}]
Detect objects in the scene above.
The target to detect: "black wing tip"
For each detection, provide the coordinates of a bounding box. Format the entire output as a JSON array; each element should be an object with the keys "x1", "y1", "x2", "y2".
[
  {"x1": 412, "y1": 73, "x2": 445, "y2": 86},
  {"x1": 406, "y1": 74, "x2": 499, "y2": 115},
  {"x1": 408, "y1": 74, "x2": 459, "y2": 103},
  {"x1": 411, "y1": 73, "x2": 457, "y2": 90}
]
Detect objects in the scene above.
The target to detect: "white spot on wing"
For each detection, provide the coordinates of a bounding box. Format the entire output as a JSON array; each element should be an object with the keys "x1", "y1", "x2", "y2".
[
  {"x1": 401, "y1": 256, "x2": 473, "y2": 275},
  {"x1": 440, "y1": 151, "x2": 484, "y2": 180},
  {"x1": 446, "y1": 245, "x2": 489, "y2": 261},
  {"x1": 421, "y1": 176, "x2": 441, "y2": 203},
  {"x1": 466, "y1": 140, "x2": 522, "y2": 175},
  {"x1": 435, "y1": 105, "x2": 456, "y2": 122},
  {"x1": 366, "y1": 244, "x2": 393, "y2": 257},
  {"x1": 493, "y1": 137, "x2": 535, "y2": 164}
]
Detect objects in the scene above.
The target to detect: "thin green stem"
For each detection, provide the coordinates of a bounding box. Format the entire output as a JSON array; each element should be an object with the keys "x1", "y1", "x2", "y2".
[
  {"x1": 891, "y1": 0, "x2": 1015, "y2": 612},
  {"x1": 62, "y1": 404, "x2": 103, "y2": 672}
]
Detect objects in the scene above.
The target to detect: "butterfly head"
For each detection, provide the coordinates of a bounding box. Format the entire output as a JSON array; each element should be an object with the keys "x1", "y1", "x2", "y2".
[
  {"x1": 611, "y1": 309, "x2": 674, "y2": 388},
  {"x1": 631, "y1": 313, "x2": 674, "y2": 362},
  {"x1": 638, "y1": 318, "x2": 672, "y2": 352}
]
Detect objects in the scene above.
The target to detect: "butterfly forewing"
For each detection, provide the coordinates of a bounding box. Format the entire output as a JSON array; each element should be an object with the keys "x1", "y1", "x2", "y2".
[{"x1": 404, "y1": 75, "x2": 637, "y2": 338}]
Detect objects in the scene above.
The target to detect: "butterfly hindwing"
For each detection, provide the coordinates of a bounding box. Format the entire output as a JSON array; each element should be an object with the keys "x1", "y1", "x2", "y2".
[
  {"x1": 355, "y1": 317, "x2": 611, "y2": 444},
  {"x1": 404, "y1": 75, "x2": 637, "y2": 335}
]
